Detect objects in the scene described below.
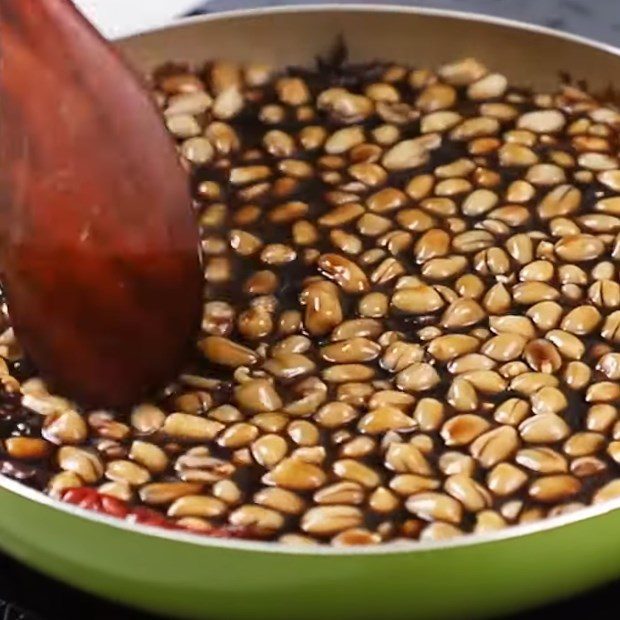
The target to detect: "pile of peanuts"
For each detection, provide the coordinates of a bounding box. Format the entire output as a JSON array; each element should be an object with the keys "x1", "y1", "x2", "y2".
[{"x1": 1, "y1": 54, "x2": 620, "y2": 545}]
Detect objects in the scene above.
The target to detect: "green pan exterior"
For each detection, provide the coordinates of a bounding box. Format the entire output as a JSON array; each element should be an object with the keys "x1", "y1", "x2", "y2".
[{"x1": 0, "y1": 484, "x2": 618, "y2": 619}]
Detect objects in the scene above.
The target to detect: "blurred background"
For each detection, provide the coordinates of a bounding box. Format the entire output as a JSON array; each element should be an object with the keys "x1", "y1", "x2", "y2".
[
  {"x1": 74, "y1": 0, "x2": 198, "y2": 37},
  {"x1": 74, "y1": 0, "x2": 620, "y2": 43}
]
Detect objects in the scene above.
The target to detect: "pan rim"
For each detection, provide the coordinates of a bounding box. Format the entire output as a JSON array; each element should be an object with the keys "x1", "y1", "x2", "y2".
[
  {"x1": 3, "y1": 469, "x2": 620, "y2": 556},
  {"x1": 5, "y1": 4, "x2": 620, "y2": 557},
  {"x1": 117, "y1": 3, "x2": 620, "y2": 59}
]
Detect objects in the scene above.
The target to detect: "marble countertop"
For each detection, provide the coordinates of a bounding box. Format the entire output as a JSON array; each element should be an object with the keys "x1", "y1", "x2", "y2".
[
  {"x1": 75, "y1": 0, "x2": 619, "y2": 46},
  {"x1": 189, "y1": 0, "x2": 620, "y2": 45}
]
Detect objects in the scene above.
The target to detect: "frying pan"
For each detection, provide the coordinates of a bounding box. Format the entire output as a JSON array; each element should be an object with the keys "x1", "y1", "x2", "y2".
[{"x1": 1, "y1": 6, "x2": 620, "y2": 619}]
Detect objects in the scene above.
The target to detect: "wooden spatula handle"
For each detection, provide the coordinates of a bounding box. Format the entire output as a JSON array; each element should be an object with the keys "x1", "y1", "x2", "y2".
[{"x1": 0, "y1": 0, "x2": 203, "y2": 407}]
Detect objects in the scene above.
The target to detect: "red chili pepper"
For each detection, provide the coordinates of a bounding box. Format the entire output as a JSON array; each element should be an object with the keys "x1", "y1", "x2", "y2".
[
  {"x1": 131, "y1": 506, "x2": 175, "y2": 529},
  {"x1": 101, "y1": 495, "x2": 130, "y2": 519},
  {"x1": 61, "y1": 488, "x2": 256, "y2": 539},
  {"x1": 62, "y1": 487, "x2": 104, "y2": 512}
]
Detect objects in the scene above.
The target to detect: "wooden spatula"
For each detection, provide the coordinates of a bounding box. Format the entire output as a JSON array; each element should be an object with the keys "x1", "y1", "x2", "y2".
[{"x1": 0, "y1": 0, "x2": 203, "y2": 407}]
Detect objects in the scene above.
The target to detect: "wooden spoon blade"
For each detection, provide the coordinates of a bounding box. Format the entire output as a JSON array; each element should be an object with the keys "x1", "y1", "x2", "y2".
[{"x1": 0, "y1": 0, "x2": 203, "y2": 407}]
